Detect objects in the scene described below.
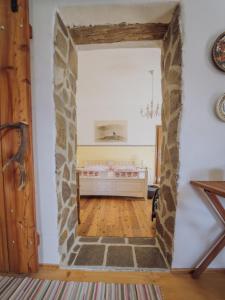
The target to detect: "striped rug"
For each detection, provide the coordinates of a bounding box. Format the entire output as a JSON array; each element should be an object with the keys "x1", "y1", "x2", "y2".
[{"x1": 0, "y1": 276, "x2": 162, "y2": 300}]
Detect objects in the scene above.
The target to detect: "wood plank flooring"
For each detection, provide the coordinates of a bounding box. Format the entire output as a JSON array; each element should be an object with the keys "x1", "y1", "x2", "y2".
[
  {"x1": 77, "y1": 197, "x2": 155, "y2": 237},
  {"x1": 30, "y1": 267, "x2": 225, "y2": 300}
]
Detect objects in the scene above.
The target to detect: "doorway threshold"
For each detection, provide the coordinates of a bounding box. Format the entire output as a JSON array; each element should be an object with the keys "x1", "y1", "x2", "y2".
[
  {"x1": 61, "y1": 266, "x2": 169, "y2": 272},
  {"x1": 62, "y1": 236, "x2": 168, "y2": 270}
]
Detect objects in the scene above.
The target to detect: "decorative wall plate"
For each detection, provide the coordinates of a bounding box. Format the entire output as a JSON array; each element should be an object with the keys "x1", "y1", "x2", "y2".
[
  {"x1": 216, "y1": 94, "x2": 225, "y2": 122},
  {"x1": 212, "y1": 32, "x2": 225, "y2": 72}
]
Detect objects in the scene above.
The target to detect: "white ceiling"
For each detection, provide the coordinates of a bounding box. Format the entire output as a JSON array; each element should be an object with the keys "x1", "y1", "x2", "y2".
[{"x1": 59, "y1": 1, "x2": 179, "y2": 27}]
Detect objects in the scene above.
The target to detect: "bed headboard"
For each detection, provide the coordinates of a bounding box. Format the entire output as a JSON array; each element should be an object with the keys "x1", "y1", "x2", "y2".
[{"x1": 79, "y1": 160, "x2": 141, "y2": 168}]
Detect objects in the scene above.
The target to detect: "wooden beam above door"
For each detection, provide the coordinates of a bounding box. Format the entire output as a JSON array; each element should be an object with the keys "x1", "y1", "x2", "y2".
[{"x1": 69, "y1": 23, "x2": 169, "y2": 44}]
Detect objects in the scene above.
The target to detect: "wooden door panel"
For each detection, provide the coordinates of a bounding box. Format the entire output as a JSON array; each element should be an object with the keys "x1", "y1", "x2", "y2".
[
  {"x1": 0, "y1": 92, "x2": 9, "y2": 271},
  {"x1": 155, "y1": 125, "x2": 162, "y2": 184},
  {"x1": 0, "y1": 71, "x2": 19, "y2": 272},
  {"x1": 0, "y1": 0, "x2": 38, "y2": 273}
]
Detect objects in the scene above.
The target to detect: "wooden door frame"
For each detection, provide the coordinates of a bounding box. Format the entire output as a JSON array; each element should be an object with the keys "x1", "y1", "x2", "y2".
[
  {"x1": 0, "y1": 0, "x2": 38, "y2": 273},
  {"x1": 154, "y1": 125, "x2": 162, "y2": 184}
]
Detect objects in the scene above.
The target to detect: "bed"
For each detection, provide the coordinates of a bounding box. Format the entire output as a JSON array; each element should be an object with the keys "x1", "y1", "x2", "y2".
[{"x1": 77, "y1": 161, "x2": 148, "y2": 199}]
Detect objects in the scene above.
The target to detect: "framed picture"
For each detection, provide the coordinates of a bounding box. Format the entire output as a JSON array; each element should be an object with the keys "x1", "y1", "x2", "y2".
[
  {"x1": 95, "y1": 121, "x2": 128, "y2": 143},
  {"x1": 215, "y1": 94, "x2": 225, "y2": 122},
  {"x1": 212, "y1": 32, "x2": 225, "y2": 72}
]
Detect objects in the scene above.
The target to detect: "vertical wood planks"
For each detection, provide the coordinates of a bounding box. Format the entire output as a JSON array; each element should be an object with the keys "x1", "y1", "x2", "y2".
[{"x1": 0, "y1": 0, "x2": 38, "y2": 273}]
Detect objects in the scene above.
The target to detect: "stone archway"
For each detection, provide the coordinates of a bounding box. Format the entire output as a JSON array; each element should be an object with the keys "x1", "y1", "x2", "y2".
[
  {"x1": 156, "y1": 5, "x2": 182, "y2": 265},
  {"x1": 54, "y1": 5, "x2": 182, "y2": 268},
  {"x1": 53, "y1": 13, "x2": 78, "y2": 264}
]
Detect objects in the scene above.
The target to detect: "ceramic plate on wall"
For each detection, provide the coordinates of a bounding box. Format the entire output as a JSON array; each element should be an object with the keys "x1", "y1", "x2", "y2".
[
  {"x1": 212, "y1": 32, "x2": 225, "y2": 72},
  {"x1": 216, "y1": 94, "x2": 225, "y2": 122}
]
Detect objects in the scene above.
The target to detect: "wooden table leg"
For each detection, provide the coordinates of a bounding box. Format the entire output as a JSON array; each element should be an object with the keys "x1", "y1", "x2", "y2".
[
  {"x1": 204, "y1": 190, "x2": 225, "y2": 223},
  {"x1": 190, "y1": 182, "x2": 225, "y2": 278},
  {"x1": 192, "y1": 232, "x2": 225, "y2": 279}
]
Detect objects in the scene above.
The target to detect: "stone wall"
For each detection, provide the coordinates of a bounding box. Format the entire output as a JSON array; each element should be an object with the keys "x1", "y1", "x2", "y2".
[
  {"x1": 54, "y1": 13, "x2": 78, "y2": 265},
  {"x1": 54, "y1": 8, "x2": 182, "y2": 268},
  {"x1": 156, "y1": 6, "x2": 182, "y2": 266}
]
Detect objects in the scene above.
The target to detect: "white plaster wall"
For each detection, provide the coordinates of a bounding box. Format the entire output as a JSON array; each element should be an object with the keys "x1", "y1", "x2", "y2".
[
  {"x1": 30, "y1": 0, "x2": 225, "y2": 267},
  {"x1": 29, "y1": 0, "x2": 60, "y2": 264},
  {"x1": 60, "y1": 2, "x2": 177, "y2": 26},
  {"x1": 173, "y1": 0, "x2": 225, "y2": 268},
  {"x1": 77, "y1": 48, "x2": 162, "y2": 146}
]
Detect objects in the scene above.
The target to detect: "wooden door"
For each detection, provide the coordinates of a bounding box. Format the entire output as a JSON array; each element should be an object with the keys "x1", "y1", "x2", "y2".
[
  {"x1": 0, "y1": 0, "x2": 38, "y2": 273},
  {"x1": 154, "y1": 125, "x2": 162, "y2": 184}
]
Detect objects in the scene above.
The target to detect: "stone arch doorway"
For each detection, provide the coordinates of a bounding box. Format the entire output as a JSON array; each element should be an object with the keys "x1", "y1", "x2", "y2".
[{"x1": 54, "y1": 5, "x2": 182, "y2": 268}]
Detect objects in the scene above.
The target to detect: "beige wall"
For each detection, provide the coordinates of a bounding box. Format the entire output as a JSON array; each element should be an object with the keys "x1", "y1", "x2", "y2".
[
  {"x1": 77, "y1": 48, "x2": 162, "y2": 146},
  {"x1": 77, "y1": 146, "x2": 155, "y2": 183}
]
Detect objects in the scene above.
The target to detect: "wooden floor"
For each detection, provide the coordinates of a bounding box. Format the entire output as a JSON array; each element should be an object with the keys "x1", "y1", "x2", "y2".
[
  {"x1": 31, "y1": 266, "x2": 225, "y2": 300},
  {"x1": 77, "y1": 197, "x2": 155, "y2": 237}
]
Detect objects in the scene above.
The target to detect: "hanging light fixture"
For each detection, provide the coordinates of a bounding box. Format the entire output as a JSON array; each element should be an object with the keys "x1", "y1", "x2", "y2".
[{"x1": 140, "y1": 70, "x2": 160, "y2": 119}]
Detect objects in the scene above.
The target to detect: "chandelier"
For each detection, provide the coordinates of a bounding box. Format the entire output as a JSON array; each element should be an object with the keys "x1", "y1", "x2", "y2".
[{"x1": 140, "y1": 70, "x2": 160, "y2": 119}]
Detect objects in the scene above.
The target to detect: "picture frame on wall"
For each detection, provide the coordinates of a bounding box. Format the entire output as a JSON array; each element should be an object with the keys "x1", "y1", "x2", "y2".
[
  {"x1": 212, "y1": 32, "x2": 225, "y2": 72},
  {"x1": 95, "y1": 121, "x2": 128, "y2": 143}
]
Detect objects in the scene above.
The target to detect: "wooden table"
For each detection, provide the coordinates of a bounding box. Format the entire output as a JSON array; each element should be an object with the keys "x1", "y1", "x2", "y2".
[{"x1": 190, "y1": 181, "x2": 225, "y2": 278}]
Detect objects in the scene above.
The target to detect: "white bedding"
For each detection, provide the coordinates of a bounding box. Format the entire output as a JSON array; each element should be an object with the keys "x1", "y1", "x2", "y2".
[{"x1": 78, "y1": 161, "x2": 148, "y2": 198}]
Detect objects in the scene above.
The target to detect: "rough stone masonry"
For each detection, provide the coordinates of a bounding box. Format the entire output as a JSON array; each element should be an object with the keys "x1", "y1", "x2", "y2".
[
  {"x1": 54, "y1": 13, "x2": 78, "y2": 265},
  {"x1": 156, "y1": 5, "x2": 182, "y2": 266}
]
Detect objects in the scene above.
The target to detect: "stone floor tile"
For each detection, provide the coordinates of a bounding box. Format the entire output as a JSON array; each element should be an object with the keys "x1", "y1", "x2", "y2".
[
  {"x1": 101, "y1": 237, "x2": 125, "y2": 244},
  {"x1": 128, "y1": 237, "x2": 156, "y2": 245},
  {"x1": 74, "y1": 245, "x2": 105, "y2": 266},
  {"x1": 135, "y1": 247, "x2": 167, "y2": 268},
  {"x1": 106, "y1": 246, "x2": 134, "y2": 267},
  {"x1": 79, "y1": 237, "x2": 99, "y2": 243}
]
